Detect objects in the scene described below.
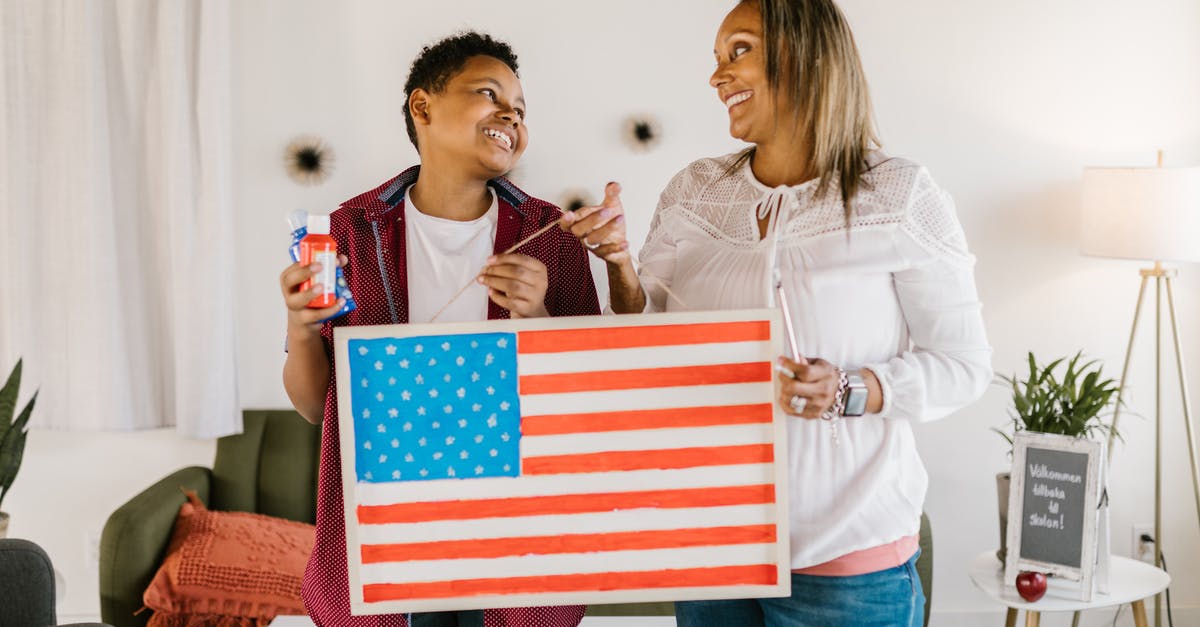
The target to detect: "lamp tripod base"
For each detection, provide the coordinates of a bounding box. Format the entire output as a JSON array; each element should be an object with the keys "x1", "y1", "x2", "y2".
[{"x1": 1103, "y1": 262, "x2": 1200, "y2": 627}]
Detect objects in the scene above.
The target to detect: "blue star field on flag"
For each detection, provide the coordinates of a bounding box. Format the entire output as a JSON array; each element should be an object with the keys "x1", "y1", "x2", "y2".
[{"x1": 347, "y1": 333, "x2": 522, "y2": 483}]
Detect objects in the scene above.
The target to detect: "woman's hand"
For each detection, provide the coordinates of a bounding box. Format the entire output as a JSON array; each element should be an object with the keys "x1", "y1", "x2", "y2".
[
  {"x1": 479, "y1": 254, "x2": 549, "y2": 318},
  {"x1": 776, "y1": 355, "x2": 841, "y2": 419},
  {"x1": 279, "y1": 256, "x2": 347, "y2": 337},
  {"x1": 561, "y1": 182, "x2": 630, "y2": 264}
]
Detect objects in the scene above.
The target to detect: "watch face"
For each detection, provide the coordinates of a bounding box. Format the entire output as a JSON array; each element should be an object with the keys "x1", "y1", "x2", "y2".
[
  {"x1": 843, "y1": 389, "x2": 868, "y2": 416},
  {"x1": 843, "y1": 375, "x2": 868, "y2": 417}
]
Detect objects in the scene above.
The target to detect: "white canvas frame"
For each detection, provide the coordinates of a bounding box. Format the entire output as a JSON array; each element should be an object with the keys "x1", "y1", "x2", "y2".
[
  {"x1": 333, "y1": 309, "x2": 790, "y2": 615},
  {"x1": 1004, "y1": 432, "x2": 1104, "y2": 602}
]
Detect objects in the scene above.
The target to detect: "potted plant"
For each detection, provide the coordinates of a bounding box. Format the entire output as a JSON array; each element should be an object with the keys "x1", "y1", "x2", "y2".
[
  {"x1": 993, "y1": 352, "x2": 1120, "y2": 561},
  {"x1": 0, "y1": 359, "x2": 38, "y2": 538}
]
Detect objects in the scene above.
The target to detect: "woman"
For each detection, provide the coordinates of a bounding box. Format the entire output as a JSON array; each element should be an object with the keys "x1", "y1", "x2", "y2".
[{"x1": 562, "y1": 0, "x2": 992, "y2": 624}]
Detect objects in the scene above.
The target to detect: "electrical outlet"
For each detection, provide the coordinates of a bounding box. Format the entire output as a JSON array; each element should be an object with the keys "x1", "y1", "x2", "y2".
[{"x1": 1132, "y1": 524, "x2": 1155, "y2": 563}]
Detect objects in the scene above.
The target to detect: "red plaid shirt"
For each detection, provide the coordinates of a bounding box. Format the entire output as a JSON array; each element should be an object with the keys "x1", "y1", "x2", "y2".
[{"x1": 302, "y1": 166, "x2": 598, "y2": 626}]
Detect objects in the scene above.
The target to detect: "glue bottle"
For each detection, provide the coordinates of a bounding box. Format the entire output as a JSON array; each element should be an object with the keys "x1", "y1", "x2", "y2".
[
  {"x1": 300, "y1": 215, "x2": 338, "y2": 308},
  {"x1": 288, "y1": 211, "x2": 356, "y2": 319}
]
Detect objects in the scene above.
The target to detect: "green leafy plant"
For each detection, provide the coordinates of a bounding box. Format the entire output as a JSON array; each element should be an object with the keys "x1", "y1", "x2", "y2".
[
  {"x1": 994, "y1": 351, "x2": 1121, "y2": 448},
  {"x1": 0, "y1": 359, "x2": 38, "y2": 512}
]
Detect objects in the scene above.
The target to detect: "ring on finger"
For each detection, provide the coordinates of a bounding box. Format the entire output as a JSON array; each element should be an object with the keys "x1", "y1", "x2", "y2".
[
  {"x1": 584, "y1": 240, "x2": 600, "y2": 250},
  {"x1": 788, "y1": 395, "x2": 807, "y2": 413}
]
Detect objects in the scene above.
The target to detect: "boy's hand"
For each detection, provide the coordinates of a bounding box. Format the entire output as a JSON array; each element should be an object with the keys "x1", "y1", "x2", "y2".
[
  {"x1": 280, "y1": 256, "x2": 347, "y2": 336},
  {"x1": 479, "y1": 254, "x2": 549, "y2": 319},
  {"x1": 561, "y1": 182, "x2": 629, "y2": 264}
]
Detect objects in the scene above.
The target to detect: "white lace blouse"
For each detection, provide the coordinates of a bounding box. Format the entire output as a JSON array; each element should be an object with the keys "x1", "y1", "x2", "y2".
[{"x1": 635, "y1": 152, "x2": 992, "y2": 568}]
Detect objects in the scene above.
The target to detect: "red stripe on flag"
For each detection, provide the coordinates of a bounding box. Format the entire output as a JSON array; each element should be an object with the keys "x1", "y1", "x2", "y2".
[
  {"x1": 517, "y1": 321, "x2": 770, "y2": 354},
  {"x1": 523, "y1": 444, "x2": 774, "y2": 475},
  {"x1": 362, "y1": 564, "x2": 778, "y2": 602},
  {"x1": 519, "y1": 362, "x2": 770, "y2": 395},
  {"x1": 361, "y1": 524, "x2": 777, "y2": 563},
  {"x1": 357, "y1": 484, "x2": 775, "y2": 525},
  {"x1": 521, "y1": 404, "x2": 773, "y2": 436}
]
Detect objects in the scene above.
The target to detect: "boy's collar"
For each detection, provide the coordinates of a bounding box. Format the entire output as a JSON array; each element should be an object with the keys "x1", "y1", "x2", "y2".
[{"x1": 355, "y1": 165, "x2": 529, "y2": 222}]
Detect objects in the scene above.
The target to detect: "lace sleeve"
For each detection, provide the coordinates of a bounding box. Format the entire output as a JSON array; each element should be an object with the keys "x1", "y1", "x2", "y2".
[
  {"x1": 899, "y1": 167, "x2": 973, "y2": 265},
  {"x1": 635, "y1": 167, "x2": 691, "y2": 312}
]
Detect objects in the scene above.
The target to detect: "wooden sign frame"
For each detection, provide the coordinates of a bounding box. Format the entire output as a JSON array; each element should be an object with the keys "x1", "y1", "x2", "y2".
[
  {"x1": 333, "y1": 309, "x2": 791, "y2": 615},
  {"x1": 1004, "y1": 431, "x2": 1104, "y2": 601}
]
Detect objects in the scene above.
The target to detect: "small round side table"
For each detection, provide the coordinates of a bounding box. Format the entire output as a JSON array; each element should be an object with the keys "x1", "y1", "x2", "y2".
[{"x1": 968, "y1": 551, "x2": 1170, "y2": 627}]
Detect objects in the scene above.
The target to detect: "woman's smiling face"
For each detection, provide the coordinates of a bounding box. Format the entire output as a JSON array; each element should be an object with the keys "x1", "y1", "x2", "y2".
[{"x1": 710, "y1": 2, "x2": 792, "y2": 146}]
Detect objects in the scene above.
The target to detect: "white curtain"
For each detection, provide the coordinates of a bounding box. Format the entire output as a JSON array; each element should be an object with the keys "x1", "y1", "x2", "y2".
[{"x1": 0, "y1": 0, "x2": 239, "y2": 438}]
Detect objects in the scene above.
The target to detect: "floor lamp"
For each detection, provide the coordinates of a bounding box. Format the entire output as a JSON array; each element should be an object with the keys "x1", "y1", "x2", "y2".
[{"x1": 1080, "y1": 155, "x2": 1200, "y2": 627}]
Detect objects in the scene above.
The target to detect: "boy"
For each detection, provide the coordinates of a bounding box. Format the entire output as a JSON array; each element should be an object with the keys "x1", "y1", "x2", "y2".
[{"x1": 279, "y1": 32, "x2": 597, "y2": 627}]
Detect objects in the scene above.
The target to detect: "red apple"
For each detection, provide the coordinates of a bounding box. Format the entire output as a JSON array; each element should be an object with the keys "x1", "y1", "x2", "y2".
[{"x1": 1016, "y1": 570, "x2": 1047, "y2": 602}]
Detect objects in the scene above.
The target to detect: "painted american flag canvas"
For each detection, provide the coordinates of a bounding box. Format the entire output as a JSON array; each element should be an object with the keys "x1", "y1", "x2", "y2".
[{"x1": 333, "y1": 309, "x2": 789, "y2": 615}]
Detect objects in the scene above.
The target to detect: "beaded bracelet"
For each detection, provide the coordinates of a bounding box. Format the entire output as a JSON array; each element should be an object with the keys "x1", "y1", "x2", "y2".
[{"x1": 822, "y1": 368, "x2": 849, "y2": 421}]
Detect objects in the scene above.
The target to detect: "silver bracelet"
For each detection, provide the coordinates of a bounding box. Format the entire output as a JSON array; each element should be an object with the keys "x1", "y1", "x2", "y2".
[{"x1": 822, "y1": 368, "x2": 848, "y2": 421}]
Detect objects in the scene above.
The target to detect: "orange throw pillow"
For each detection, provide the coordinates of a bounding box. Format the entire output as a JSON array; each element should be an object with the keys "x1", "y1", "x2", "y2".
[{"x1": 142, "y1": 490, "x2": 315, "y2": 626}]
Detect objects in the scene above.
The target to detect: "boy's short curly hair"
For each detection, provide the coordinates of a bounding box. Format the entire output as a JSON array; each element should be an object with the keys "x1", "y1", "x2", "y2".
[{"x1": 403, "y1": 32, "x2": 520, "y2": 150}]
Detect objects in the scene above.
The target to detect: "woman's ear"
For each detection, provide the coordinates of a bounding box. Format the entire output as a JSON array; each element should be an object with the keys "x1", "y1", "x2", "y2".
[{"x1": 409, "y1": 89, "x2": 432, "y2": 125}]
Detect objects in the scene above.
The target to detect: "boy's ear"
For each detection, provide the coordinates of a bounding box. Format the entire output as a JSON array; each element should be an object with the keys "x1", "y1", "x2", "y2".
[{"x1": 409, "y1": 89, "x2": 432, "y2": 126}]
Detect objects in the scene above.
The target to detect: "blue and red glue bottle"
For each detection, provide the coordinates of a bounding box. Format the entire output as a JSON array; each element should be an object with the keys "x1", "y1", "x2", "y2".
[
  {"x1": 300, "y1": 215, "x2": 338, "y2": 308},
  {"x1": 288, "y1": 210, "x2": 356, "y2": 319}
]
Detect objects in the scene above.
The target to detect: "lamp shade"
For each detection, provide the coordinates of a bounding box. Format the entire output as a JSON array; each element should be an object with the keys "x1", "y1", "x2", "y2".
[{"x1": 1080, "y1": 166, "x2": 1200, "y2": 263}]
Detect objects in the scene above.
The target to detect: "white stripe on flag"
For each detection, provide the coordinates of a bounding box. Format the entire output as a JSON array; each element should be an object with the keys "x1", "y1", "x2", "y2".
[
  {"x1": 358, "y1": 544, "x2": 777, "y2": 585},
  {"x1": 519, "y1": 423, "x2": 773, "y2": 457},
  {"x1": 517, "y1": 341, "x2": 773, "y2": 375},
  {"x1": 354, "y1": 463, "x2": 774, "y2": 505},
  {"x1": 356, "y1": 503, "x2": 778, "y2": 544},
  {"x1": 519, "y1": 382, "x2": 773, "y2": 415},
  {"x1": 350, "y1": 461, "x2": 772, "y2": 504}
]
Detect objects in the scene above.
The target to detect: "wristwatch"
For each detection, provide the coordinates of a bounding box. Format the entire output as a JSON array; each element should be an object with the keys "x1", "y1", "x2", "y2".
[{"x1": 841, "y1": 372, "x2": 868, "y2": 417}]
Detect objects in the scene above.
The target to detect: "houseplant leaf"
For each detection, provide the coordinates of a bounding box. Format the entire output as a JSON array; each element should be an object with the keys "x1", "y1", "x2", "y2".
[
  {"x1": 0, "y1": 389, "x2": 35, "y2": 511},
  {"x1": 996, "y1": 351, "x2": 1120, "y2": 446},
  {"x1": 0, "y1": 359, "x2": 20, "y2": 432},
  {"x1": 0, "y1": 360, "x2": 36, "y2": 512}
]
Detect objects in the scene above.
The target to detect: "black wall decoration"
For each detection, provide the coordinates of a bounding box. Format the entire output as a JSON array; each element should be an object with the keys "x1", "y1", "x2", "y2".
[
  {"x1": 623, "y1": 115, "x2": 662, "y2": 153},
  {"x1": 284, "y1": 135, "x2": 335, "y2": 186}
]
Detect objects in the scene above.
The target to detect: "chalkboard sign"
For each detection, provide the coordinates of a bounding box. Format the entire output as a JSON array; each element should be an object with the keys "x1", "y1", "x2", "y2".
[{"x1": 1004, "y1": 432, "x2": 1104, "y2": 602}]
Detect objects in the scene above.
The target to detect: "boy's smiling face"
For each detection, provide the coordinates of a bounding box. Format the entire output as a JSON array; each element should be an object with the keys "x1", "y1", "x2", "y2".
[{"x1": 412, "y1": 55, "x2": 528, "y2": 178}]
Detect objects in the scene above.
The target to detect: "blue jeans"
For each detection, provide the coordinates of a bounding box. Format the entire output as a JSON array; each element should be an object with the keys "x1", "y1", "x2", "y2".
[{"x1": 675, "y1": 551, "x2": 924, "y2": 627}]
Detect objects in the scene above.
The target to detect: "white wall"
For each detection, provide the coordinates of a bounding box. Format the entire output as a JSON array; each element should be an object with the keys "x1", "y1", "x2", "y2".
[{"x1": 7, "y1": 0, "x2": 1200, "y2": 623}]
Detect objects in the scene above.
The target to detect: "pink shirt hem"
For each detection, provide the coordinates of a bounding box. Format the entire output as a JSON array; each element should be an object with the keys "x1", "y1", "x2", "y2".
[{"x1": 791, "y1": 534, "x2": 920, "y2": 577}]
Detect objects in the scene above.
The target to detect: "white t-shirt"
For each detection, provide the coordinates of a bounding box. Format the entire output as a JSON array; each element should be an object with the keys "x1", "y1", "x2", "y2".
[
  {"x1": 405, "y1": 188, "x2": 499, "y2": 324},
  {"x1": 636, "y1": 152, "x2": 993, "y2": 568}
]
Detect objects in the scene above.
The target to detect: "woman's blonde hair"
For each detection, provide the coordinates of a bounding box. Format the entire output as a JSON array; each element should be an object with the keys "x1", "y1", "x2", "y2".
[{"x1": 739, "y1": 0, "x2": 880, "y2": 213}]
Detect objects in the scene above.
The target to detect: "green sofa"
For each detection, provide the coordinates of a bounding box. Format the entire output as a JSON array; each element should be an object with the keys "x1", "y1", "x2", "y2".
[
  {"x1": 99, "y1": 410, "x2": 933, "y2": 626},
  {"x1": 99, "y1": 410, "x2": 321, "y2": 626}
]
